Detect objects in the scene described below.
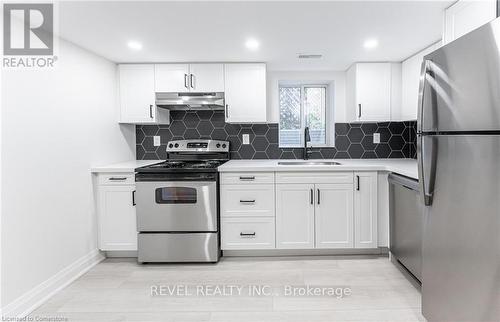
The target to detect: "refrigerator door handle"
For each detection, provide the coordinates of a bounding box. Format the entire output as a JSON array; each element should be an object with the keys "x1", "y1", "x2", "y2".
[
  {"x1": 418, "y1": 135, "x2": 437, "y2": 206},
  {"x1": 417, "y1": 60, "x2": 431, "y2": 133}
]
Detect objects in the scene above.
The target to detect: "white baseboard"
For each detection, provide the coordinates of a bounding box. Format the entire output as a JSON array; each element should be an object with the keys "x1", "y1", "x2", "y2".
[{"x1": 1, "y1": 249, "x2": 105, "y2": 318}]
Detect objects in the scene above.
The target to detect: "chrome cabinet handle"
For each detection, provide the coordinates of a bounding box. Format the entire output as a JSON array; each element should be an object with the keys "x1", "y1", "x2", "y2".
[
  {"x1": 109, "y1": 177, "x2": 127, "y2": 181},
  {"x1": 190, "y1": 74, "x2": 194, "y2": 88},
  {"x1": 132, "y1": 190, "x2": 136, "y2": 206},
  {"x1": 184, "y1": 74, "x2": 189, "y2": 89},
  {"x1": 310, "y1": 189, "x2": 313, "y2": 205},
  {"x1": 356, "y1": 175, "x2": 360, "y2": 191},
  {"x1": 240, "y1": 232, "x2": 256, "y2": 237},
  {"x1": 239, "y1": 176, "x2": 255, "y2": 181},
  {"x1": 240, "y1": 199, "x2": 256, "y2": 204},
  {"x1": 149, "y1": 105, "x2": 153, "y2": 119},
  {"x1": 358, "y1": 104, "x2": 362, "y2": 118},
  {"x1": 317, "y1": 189, "x2": 320, "y2": 205}
]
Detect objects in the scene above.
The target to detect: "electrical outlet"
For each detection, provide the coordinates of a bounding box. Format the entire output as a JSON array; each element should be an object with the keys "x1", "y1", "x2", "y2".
[
  {"x1": 242, "y1": 134, "x2": 250, "y2": 144},
  {"x1": 153, "y1": 136, "x2": 161, "y2": 147},
  {"x1": 373, "y1": 133, "x2": 381, "y2": 144}
]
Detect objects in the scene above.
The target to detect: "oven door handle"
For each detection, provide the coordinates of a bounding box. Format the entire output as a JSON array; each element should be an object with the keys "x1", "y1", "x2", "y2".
[{"x1": 135, "y1": 174, "x2": 217, "y2": 182}]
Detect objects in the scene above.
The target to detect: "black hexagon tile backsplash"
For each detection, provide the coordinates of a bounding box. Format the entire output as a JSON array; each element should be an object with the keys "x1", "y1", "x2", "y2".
[{"x1": 136, "y1": 111, "x2": 417, "y2": 160}]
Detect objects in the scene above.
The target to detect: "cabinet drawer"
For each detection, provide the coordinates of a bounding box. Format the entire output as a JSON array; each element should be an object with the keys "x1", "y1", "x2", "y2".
[
  {"x1": 221, "y1": 217, "x2": 275, "y2": 250},
  {"x1": 98, "y1": 173, "x2": 135, "y2": 185},
  {"x1": 221, "y1": 185, "x2": 275, "y2": 217},
  {"x1": 276, "y1": 172, "x2": 353, "y2": 184},
  {"x1": 221, "y1": 172, "x2": 274, "y2": 185}
]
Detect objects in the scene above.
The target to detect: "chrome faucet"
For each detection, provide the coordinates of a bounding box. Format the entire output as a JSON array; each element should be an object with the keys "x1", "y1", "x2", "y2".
[{"x1": 303, "y1": 127, "x2": 312, "y2": 160}]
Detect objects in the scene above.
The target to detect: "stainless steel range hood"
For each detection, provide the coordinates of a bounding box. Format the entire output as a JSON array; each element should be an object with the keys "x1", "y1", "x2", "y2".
[{"x1": 155, "y1": 92, "x2": 224, "y2": 110}]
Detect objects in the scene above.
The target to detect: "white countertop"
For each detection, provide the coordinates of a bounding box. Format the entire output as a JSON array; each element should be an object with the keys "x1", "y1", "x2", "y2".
[
  {"x1": 91, "y1": 160, "x2": 160, "y2": 173},
  {"x1": 91, "y1": 159, "x2": 418, "y2": 179},
  {"x1": 218, "y1": 159, "x2": 418, "y2": 180}
]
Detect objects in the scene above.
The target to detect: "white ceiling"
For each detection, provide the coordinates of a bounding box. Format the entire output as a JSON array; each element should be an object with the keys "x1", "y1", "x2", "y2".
[{"x1": 58, "y1": 1, "x2": 452, "y2": 71}]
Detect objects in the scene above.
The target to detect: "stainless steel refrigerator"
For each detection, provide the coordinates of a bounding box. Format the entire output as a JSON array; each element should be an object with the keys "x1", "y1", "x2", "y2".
[{"x1": 418, "y1": 17, "x2": 500, "y2": 322}]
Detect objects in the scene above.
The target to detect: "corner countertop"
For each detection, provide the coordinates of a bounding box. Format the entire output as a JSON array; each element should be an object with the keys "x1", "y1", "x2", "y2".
[
  {"x1": 218, "y1": 159, "x2": 418, "y2": 180},
  {"x1": 91, "y1": 160, "x2": 160, "y2": 173}
]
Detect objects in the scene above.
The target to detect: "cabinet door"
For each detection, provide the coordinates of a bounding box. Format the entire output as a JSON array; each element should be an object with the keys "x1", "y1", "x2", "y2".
[
  {"x1": 443, "y1": 0, "x2": 496, "y2": 45},
  {"x1": 354, "y1": 172, "x2": 378, "y2": 248},
  {"x1": 224, "y1": 63, "x2": 267, "y2": 123},
  {"x1": 401, "y1": 43, "x2": 440, "y2": 121},
  {"x1": 98, "y1": 185, "x2": 137, "y2": 251},
  {"x1": 315, "y1": 184, "x2": 354, "y2": 248},
  {"x1": 154, "y1": 64, "x2": 190, "y2": 92},
  {"x1": 189, "y1": 64, "x2": 224, "y2": 92},
  {"x1": 276, "y1": 184, "x2": 315, "y2": 249},
  {"x1": 119, "y1": 64, "x2": 156, "y2": 123},
  {"x1": 356, "y1": 63, "x2": 391, "y2": 121}
]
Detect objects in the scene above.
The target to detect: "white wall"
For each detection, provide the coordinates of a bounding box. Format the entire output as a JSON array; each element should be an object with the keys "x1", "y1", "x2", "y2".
[{"x1": 1, "y1": 38, "x2": 135, "y2": 313}]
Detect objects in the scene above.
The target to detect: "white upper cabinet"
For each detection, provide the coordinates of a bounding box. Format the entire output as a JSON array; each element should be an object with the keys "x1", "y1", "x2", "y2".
[
  {"x1": 224, "y1": 63, "x2": 267, "y2": 123},
  {"x1": 189, "y1": 64, "x2": 224, "y2": 92},
  {"x1": 443, "y1": 0, "x2": 496, "y2": 45},
  {"x1": 401, "y1": 43, "x2": 441, "y2": 121},
  {"x1": 119, "y1": 64, "x2": 169, "y2": 124},
  {"x1": 154, "y1": 64, "x2": 190, "y2": 92},
  {"x1": 154, "y1": 63, "x2": 224, "y2": 93},
  {"x1": 346, "y1": 63, "x2": 398, "y2": 122}
]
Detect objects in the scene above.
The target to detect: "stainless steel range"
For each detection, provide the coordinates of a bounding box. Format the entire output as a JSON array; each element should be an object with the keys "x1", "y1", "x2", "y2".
[{"x1": 135, "y1": 139, "x2": 229, "y2": 263}]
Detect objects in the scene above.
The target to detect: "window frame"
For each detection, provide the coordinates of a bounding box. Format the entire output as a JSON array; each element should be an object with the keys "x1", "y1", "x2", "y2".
[{"x1": 278, "y1": 83, "x2": 331, "y2": 148}]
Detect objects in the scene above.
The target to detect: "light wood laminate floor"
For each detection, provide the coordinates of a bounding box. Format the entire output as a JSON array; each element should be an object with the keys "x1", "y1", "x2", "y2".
[{"x1": 30, "y1": 256, "x2": 424, "y2": 322}]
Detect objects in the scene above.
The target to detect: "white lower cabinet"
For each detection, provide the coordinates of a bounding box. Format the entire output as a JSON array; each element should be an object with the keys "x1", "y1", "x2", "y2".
[
  {"x1": 221, "y1": 217, "x2": 275, "y2": 250},
  {"x1": 220, "y1": 173, "x2": 276, "y2": 250},
  {"x1": 96, "y1": 173, "x2": 137, "y2": 251},
  {"x1": 276, "y1": 184, "x2": 315, "y2": 249},
  {"x1": 315, "y1": 184, "x2": 354, "y2": 248},
  {"x1": 354, "y1": 172, "x2": 378, "y2": 248},
  {"x1": 221, "y1": 184, "x2": 275, "y2": 217},
  {"x1": 221, "y1": 171, "x2": 378, "y2": 251},
  {"x1": 276, "y1": 183, "x2": 355, "y2": 249}
]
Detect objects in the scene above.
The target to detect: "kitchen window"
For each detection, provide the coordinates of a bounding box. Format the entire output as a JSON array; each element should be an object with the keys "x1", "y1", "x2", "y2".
[{"x1": 279, "y1": 84, "x2": 330, "y2": 147}]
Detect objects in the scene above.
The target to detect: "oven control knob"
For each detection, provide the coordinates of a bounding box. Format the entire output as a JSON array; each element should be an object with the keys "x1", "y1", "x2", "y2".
[
  {"x1": 216, "y1": 143, "x2": 221, "y2": 148},
  {"x1": 168, "y1": 143, "x2": 173, "y2": 148},
  {"x1": 222, "y1": 144, "x2": 227, "y2": 148},
  {"x1": 174, "y1": 143, "x2": 179, "y2": 148}
]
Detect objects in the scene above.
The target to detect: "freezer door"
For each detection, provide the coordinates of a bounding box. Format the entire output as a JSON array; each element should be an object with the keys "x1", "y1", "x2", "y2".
[
  {"x1": 418, "y1": 17, "x2": 500, "y2": 133},
  {"x1": 421, "y1": 135, "x2": 500, "y2": 321}
]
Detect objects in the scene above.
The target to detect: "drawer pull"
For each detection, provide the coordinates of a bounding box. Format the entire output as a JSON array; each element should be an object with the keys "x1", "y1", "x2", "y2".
[
  {"x1": 240, "y1": 232, "x2": 256, "y2": 237},
  {"x1": 239, "y1": 176, "x2": 255, "y2": 181},
  {"x1": 109, "y1": 177, "x2": 127, "y2": 181},
  {"x1": 239, "y1": 199, "x2": 256, "y2": 204}
]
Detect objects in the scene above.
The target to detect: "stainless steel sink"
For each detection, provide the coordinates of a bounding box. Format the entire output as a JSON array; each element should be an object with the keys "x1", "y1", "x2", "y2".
[{"x1": 278, "y1": 161, "x2": 342, "y2": 166}]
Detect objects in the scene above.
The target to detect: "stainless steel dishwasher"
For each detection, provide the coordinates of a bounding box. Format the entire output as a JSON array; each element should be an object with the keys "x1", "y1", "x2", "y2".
[{"x1": 388, "y1": 173, "x2": 422, "y2": 282}]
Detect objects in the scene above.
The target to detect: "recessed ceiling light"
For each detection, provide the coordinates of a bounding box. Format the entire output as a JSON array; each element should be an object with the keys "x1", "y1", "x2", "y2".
[
  {"x1": 127, "y1": 41, "x2": 142, "y2": 50},
  {"x1": 245, "y1": 38, "x2": 260, "y2": 50},
  {"x1": 363, "y1": 39, "x2": 378, "y2": 49}
]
